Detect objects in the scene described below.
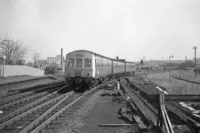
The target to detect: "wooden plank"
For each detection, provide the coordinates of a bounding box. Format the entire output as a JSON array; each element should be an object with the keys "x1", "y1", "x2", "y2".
[
  {"x1": 99, "y1": 124, "x2": 133, "y2": 127},
  {"x1": 146, "y1": 95, "x2": 200, "y2": 102},
  {"x1": 132, "y1": 115, "x2": 147, "y2": 129},
  {"x1": 165, "y1": 95, "x2": 200, "y2": 102}
]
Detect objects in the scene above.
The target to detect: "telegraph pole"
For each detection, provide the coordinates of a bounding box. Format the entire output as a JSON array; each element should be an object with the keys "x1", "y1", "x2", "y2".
[
  {"x1": 3, "y1": 55, "x2": 5, "y2": 77},
  {"x1": 0, "y1": 40, "x2": 6, "y2": 77},
  {"x1": 61, "y1": 48, "x2": 63, "y2": 72},
  {"x1": 193, "y1": 46, "x2": 197, "y2": 77},
  {"x1": 169, "y1": 55, "x2": 173, "y2": 81}
]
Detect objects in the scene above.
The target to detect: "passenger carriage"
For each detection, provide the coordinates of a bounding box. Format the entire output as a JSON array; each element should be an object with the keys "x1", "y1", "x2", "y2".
[{"x1": 65, "y1": 50, "x2": 136, "y2": 91}]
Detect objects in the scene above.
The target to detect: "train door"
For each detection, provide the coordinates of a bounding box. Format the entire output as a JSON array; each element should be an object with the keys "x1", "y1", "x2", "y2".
[{"x1": 75, "y1": 58, "x2": 83, "y2": 76}]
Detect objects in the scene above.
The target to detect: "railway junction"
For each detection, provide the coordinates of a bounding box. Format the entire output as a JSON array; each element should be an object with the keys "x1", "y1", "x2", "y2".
[
  {"x1": 0, "y1": 73, "x2": 199, "y2": 133},
  {"x1": 1, "y1": 0, "x2": 200, "y2": 132}
]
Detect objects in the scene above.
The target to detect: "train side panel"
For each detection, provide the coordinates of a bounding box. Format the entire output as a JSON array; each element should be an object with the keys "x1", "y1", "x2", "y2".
[
  {"x1": 95, "y1": 55, "x2": 112, "y2": 77},
  {"x1": 113, "y1": 60, "x2": 125, "y2": 74},
  {"x1": 126, "y1": 62, "x2": 136, "y2": 73}
]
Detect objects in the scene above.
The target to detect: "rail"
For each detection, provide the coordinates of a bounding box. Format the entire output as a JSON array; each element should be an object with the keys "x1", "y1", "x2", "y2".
[
  {"x1": 157, "y1": 94, "x2": 174, "y2": 133},
  {"x1": 125, "y1": 76, "x2": 200, "y2": 132},
  {"x1": 147, "y1": 94, "x2": 200, "y2": 102},
  {"x1": 121, "y1": 79, "x2": 174, "y2": 133},
  {"x1": 0, "y1": 84, "x2": 68, "y2": 130}
]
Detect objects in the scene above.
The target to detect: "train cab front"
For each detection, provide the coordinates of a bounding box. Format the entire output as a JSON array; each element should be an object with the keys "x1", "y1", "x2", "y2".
[
  {"x1": 66, "y1": 76, "x2": 81, "y2": 92},
  {"x1": 71, "y1": 76, "x2": 81, "y2": 92},
  {"x1": 72, "y1": 77, "x2": 94, "y2": 92}
]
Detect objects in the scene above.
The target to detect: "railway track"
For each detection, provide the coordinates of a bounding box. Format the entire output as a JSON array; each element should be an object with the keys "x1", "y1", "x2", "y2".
[
  {"x1": 120, "y1": 79, "x2": 159, "y2": 125},
  {"x1": 129, "y1": 76, "x2": 200, "y2": 126},
  {"x1": 0, "y1": 82, "x2": 68, "y2": 131},
  {"x1": 0, "y1": 80, "x2": 107, "y2": 133},
  {"x1": 0, "y1": 79, "x2": 65, "y2": 99},
  {"x1": 121, "y1": 79, "x2": 184, "y2": 132},
  {"x1": 0, "y1": 80, "x2": 66, "y2": 104},
  {"x1": 0, "y1": 82, "x2": 66, "y2": 110},
  {"x1": 1, "y1": 90, "x2": 73, "y2": 133},
  {"x1": 122, "y1": 77, "x2": 200, "y2": 132},
  {"x1": 34, "y1": 88, "x2": 97, "y2": 133}
]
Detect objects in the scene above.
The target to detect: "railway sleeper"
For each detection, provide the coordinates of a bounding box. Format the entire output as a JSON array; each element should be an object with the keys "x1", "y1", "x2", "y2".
[{"x1": 30, "y1": 83, "x2": 107, "y2": 133}]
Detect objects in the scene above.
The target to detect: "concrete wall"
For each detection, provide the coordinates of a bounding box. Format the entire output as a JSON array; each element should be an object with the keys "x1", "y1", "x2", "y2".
[{"x1": 0, "y1": 65, "x2": 44, "y2": 77}]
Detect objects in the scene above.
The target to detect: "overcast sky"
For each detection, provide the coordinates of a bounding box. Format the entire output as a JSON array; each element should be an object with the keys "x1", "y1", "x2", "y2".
[{"x1": 0, "y1": 0, "x2": 200, "y2": 62}]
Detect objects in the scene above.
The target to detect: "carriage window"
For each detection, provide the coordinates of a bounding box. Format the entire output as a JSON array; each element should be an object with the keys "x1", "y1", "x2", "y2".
[
  {"x1": 104, "y1": 61, "x2": 108, "y2": 68},
  {"x1": 67, "y1": 58, "x2": 74, "y2": 67},
  {"x1": 76, "y1": 59, "x2": 83, "y2": 67},
  {"x1": 84, "y1": 58, "x2": 92, "y2": 67},
  {"x1": 96, "y1": 59, "x2": 102, "y2": 67}
]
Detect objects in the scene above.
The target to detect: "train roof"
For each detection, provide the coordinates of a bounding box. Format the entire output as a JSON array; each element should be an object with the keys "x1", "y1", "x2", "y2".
[
  {"x1": 68, "y1": 49, "x2": 135, "y2": 64},
  {"x1": 68, "y1": 49, "x2": 112, "y2": 60}
]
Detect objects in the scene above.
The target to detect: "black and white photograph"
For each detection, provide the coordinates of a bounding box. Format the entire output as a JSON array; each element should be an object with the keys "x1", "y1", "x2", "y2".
[{"x1": 0, "y1": 0, "x2": 200, "y2": 133}]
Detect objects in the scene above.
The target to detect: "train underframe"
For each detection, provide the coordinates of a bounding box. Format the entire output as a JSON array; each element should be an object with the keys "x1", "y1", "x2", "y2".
[{"x1": 65, "y1": 71, "x2": 135, "y2": 92}]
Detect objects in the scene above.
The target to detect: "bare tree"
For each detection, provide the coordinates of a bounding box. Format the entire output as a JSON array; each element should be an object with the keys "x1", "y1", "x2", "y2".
[
  {"x1": 33, "y1": 53, "x2": 40, "y2": 68},
  {"x1": 0, "y1": 38, "x2": 30, "y2": 65}
]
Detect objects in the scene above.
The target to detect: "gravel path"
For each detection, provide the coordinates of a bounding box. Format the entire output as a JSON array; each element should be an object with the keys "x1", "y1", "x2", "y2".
[
  {"x1": 55, "y1": 89, "x2": 138, "y2": 133},
  {"x1": 54, "y1": 90, "x2": 103, "y2": 133}
]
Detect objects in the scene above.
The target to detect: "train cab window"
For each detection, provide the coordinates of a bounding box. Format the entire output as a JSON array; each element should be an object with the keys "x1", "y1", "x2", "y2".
[
  {"x1": 67, "y1": 58, "x2": 74, "y2": 67},
  {"x1": 76, "y1": 59, "x2": 83, "y2": 67},
  {"x1": 84, "y1": 58, "x2": 92, "y2": 67}
]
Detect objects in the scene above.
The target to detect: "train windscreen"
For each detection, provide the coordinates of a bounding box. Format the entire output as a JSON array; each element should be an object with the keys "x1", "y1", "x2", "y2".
[
  {"x1": 67, "y1": 58, "x2": 74, "y2": 67},
  {"x1": 84, "y1": 58, "x2": 92, "y2": 67},
  {"x1": 76, "y1": 59, "x2": 83, "y2": 67}
]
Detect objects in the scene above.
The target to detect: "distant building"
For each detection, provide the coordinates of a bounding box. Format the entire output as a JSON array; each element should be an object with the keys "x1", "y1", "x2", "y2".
[
  {"x1": 56, "y1": 55, "x2": 65, "y2": 66},
  {"x1": 46, "y1": 55, "x2": 64, "y2": 67},
  {"x1": 47, "y1": 57, "x2": 57, "y2": 64},
  {"x1": 56, "y1": 55, "x2": 61, "y2": 65}
]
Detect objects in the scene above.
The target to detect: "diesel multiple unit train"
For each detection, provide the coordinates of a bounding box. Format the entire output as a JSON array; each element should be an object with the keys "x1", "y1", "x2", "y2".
[{"x1": 65, "y1": 50, "x2": 136, "y2": 91}]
